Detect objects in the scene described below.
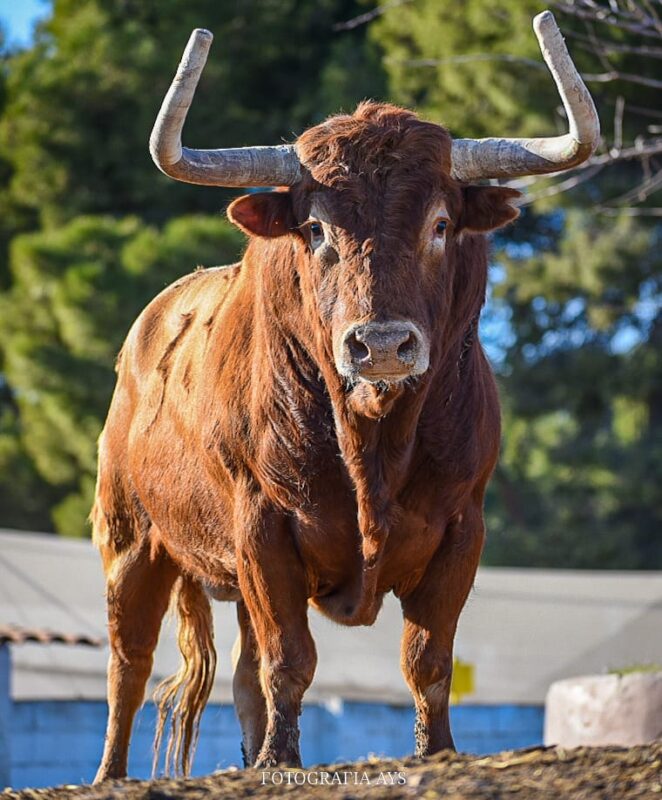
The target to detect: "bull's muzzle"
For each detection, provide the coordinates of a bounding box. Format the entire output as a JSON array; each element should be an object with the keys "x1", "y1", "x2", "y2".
[{"x1": 337, "y1": 321, "x2": 430, "y2": 383}]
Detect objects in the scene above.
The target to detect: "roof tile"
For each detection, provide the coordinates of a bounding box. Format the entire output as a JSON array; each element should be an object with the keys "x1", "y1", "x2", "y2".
[{"x1": 0, "y1": 623, "x2": 104, "y2": 648}]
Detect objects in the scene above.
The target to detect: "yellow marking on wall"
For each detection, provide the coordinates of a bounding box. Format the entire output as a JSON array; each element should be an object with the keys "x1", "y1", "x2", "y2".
[{"x1": 450, "y1": 658, "x2": 474, "y2": 704}]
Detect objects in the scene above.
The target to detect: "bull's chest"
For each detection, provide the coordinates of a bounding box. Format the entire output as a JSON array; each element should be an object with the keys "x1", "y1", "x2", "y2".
[{"x1": 290, "y1": 451, "x2": 452, "y2": 600}]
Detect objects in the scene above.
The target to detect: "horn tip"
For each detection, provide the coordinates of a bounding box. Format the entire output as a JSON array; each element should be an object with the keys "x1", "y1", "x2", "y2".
[
  {"x1": 533, "y1": 10, "x2": 559, "y2": 36},
  {"x1": 191, "y1": 28, "x2": 214, "y2": 43}
]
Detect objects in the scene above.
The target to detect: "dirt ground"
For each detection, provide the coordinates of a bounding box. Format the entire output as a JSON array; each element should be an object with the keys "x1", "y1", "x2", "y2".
[{"x1": 4, "y1": 743, "x2": 661, "y2": 800}]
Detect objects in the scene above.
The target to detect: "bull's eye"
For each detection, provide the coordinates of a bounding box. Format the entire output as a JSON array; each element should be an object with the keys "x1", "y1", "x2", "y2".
[
  {"x1": 308, "y1": 220, "x2": 325, "y2": 250},
  {"x1": 434, "y1": 218, "x2": 449, "y2": 237}
]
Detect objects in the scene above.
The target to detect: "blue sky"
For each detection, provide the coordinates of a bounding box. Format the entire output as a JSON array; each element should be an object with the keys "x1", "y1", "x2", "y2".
[{"x1": 0, "y1": 0, "x2": 50, "y2": 45}]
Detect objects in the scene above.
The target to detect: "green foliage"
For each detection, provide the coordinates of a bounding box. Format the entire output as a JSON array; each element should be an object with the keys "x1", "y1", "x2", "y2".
[
  {"x1": 479, "y1": 208, "x2": 662, "y2": 569},
  {"x1": 0, "y1": 400, "x2": 60, "y2": 530},
  {"x1": 373, "y1": 0, "x2": 554, "y2": 137},
  {"x1": 371, "y1": 0, "x2": 658, "y2": 144},
  {"x1": 609, "y1": 664, "x2": 662, "y2": 676}
]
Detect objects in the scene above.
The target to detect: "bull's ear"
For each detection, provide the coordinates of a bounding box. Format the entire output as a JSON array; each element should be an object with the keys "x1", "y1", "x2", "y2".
[
  {"x1": 227, "y1": 190, "x2": 297, "y2": 238},
  {"x1": 459, "y1": 186, "x2": 522, "y2": 233}
]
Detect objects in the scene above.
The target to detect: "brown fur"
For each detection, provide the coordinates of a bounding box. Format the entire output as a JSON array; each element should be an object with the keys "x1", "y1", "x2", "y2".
[{"x1": 92, "y1": 102, "x2": 521, "y2": 779}]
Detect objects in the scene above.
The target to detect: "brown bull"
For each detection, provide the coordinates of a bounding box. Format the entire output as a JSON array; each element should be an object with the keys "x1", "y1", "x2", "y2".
[{"x1": 93, "y1": 12, "x2": 599, "y2": 780}]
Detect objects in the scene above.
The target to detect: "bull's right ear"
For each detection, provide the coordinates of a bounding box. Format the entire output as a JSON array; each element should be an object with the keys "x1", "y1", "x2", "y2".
[{"x1": 227, "y1": 191, "x2": 297, "y2": 238}]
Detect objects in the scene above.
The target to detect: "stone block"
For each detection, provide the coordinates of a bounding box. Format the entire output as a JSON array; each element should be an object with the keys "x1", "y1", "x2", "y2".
[{"x1": 545, "y1": 672, "x2": 662, "y2": 747}]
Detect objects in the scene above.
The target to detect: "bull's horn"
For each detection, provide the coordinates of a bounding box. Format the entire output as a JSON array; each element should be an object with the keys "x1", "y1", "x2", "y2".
[
  {"x1": 149, "y1": 29, "x2": 302, "y2": 187},
  {"x1": 450, "y1": 11, "x2": 600, "y2": 181}
]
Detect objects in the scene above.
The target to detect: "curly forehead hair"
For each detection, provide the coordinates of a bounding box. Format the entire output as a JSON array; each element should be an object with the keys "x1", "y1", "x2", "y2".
[{"x1": 295, "y1": 102, "x2": 454, "y2": 189}]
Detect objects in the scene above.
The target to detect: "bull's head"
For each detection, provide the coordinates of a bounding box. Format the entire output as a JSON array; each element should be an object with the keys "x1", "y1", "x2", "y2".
[{"x1": 150, "y1": 12, "x2": 599, "y2": 413}]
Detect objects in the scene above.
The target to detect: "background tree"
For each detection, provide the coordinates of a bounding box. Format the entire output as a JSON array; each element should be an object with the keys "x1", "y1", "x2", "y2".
[{"x1": 0, "y1": 215, "x2": 245, "y2": 534}]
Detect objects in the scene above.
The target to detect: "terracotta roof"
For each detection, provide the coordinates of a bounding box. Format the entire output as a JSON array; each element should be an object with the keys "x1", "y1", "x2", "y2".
[{"x1": 0, "y1": 623, "x2": 104, "y2": 648}]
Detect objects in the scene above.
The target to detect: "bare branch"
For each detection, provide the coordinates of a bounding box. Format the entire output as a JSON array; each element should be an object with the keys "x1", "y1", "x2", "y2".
[
  {"x1": 612, "y1": 95, "x2": 625, "y2": 154},
  {"x1": 386, "y1": 0, "x2": 662, "y2": 208},
  {"x1": 518, "y1": 163, "x2": 606, "y2": 204},
  {"x1": 637, "y1": 0, "x2": 662, "y2": 34},
  {"x1": 387, "y1": 54, "x2": 546, "y2": 70},
  {"x1": 601, "y1": 166, "x2": 662, "y2": 204},
  {"x1": 597, "y1": 39, "x2": 662, "y2": 56},
  {"x1": 508, "y1": 138, "x2": 662, "y2": 196},
  {"x1": 626, "y1": 103, "x2": 662, "y2": 120},
  {"x1": 524, "y1": 137, "x2": 662, "y2": 189},
  {"x1": 333, "y1": 0, "x2": 414, "y2": 32},
  {"x1": 582, "y1": 70, "x2": 662, "y2": 89},
  {"x1": 597, "y1": 206, "x2": 662, "y2": 215},
  {"x1": 390, "y1": 49, "x2": 662, "y2": 88},
  {"x1": 553, "y1": 1, "x2": 662, "y2": 39},
  {"x1": 561, "y1": 27, "x2": 662, "y2": 59},
  {"x1": 579, "y1": 138, "x2": 662, "y2": 165},
  {"x1": 582, "y1": 17, "x2": 614, "y2": 71}
]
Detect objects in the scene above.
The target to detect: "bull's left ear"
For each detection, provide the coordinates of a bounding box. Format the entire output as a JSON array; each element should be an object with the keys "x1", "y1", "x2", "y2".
[
  {"x1": 227, "y1": 190, "x2": 297, "y2": 238},
  {"x1": 458, "y1": 186, "x2": 522, "y2": 233}
]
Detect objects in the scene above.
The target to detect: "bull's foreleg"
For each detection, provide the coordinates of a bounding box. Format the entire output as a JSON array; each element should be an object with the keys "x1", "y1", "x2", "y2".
[
  {"x1": 236, "y1": 496, "x2": 316, "y2": 768},
  {"x1": 231, "y1": 600, "x2": 267, "y2": 766},
  {"x1": 400, "y1": 505, "x2": 485, "y2": 758}
]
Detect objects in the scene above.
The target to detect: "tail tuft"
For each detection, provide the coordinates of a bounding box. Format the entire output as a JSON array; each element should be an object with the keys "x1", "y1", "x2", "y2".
[{"x1": 153, "y1": 576, "x2": 217, "y2": 776}]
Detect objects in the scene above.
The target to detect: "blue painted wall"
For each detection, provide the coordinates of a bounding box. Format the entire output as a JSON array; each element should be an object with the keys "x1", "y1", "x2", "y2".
[
  {"x1": 7, "y1": 700, "x2": 544, "y2": 790},
  {"x1": 0, "y1": 647, "x2": 10, "y2": 789}
]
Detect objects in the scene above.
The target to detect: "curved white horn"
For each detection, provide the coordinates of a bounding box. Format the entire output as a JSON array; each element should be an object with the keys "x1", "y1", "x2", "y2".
[
  {"x1": 149, "y1": 29, "x2": 302, "y2": 187},
  {"x1": 450, "y1": 11, "x2": 600, "y2": 181}
]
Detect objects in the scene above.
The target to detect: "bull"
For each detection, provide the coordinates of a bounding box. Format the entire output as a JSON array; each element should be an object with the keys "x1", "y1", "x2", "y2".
[{"x1": 92, "y1": 11, "x2": 599, "y2": 780}]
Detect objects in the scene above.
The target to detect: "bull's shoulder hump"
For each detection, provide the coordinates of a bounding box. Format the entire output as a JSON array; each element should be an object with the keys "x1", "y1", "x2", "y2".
[
  {"x1": 166, "y1": 262, "x2": 241, "y2": 296},
  {"x1": 135, "y1": 262, "x2": 240, "y2": 327},
  {"x1": 144, "y1": 261, "x2": 240, "y2": 304},
  {"x1": 121, "y1": 262, "x2": 241, "y2": 372}
]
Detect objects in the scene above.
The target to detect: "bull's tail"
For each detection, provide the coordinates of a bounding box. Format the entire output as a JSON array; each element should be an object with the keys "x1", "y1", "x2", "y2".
[{"x1": 152, "y1": 576, "x2": 217, "y2": 777}]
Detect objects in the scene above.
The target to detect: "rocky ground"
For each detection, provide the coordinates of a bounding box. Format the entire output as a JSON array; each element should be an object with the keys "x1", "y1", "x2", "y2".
[{"x1": 4, "y1": 743, "x2": 661, "y2": 799}]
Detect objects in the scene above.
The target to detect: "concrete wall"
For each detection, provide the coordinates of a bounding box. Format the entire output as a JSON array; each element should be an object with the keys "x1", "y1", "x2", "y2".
[{"x1": 6, "y1": 700, "x2": 544, "y2": 789}]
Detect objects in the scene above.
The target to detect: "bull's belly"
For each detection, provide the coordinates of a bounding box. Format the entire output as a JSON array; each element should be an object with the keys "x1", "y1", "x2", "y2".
[{"x1": 126, "y1": 431, "x2": 240, "y2": 595}]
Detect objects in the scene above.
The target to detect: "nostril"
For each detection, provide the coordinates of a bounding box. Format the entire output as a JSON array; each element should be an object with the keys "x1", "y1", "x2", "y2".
[
  {"x1": 397, "y1": 332, "x2": 418, "y2": 364},
  {"x1": 347, "y1": 333, "x2": 370, "y2": 363}
]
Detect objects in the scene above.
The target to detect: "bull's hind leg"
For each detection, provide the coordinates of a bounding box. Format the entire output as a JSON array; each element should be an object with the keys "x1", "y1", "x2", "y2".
[
  {"x1": 95, "y1": 537, "x2": 178, "y2": 782},
  {"x1": 400, "y1": 505, "x2": 485, "y2": 757},
  {"x1": 231, "y1": 600, "x2": 267, "y2": 766}
]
